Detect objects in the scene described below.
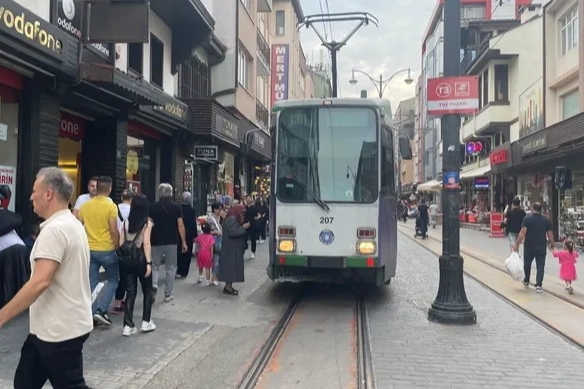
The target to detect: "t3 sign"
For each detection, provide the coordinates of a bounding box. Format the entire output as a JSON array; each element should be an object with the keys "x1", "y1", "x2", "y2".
[{"x1": 427, "y1": 76, "x2": 479, "y2": 116}]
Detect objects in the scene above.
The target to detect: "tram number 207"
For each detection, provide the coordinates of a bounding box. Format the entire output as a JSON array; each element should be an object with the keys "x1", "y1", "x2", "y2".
[{"x1": 319, "y1": 217, "x2": 334, "y2": 224}]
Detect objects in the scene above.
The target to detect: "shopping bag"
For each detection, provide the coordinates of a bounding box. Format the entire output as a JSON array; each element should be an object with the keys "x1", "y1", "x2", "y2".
[{"x1": 504, "y1": 251, "x2": 525, "y2": 281}]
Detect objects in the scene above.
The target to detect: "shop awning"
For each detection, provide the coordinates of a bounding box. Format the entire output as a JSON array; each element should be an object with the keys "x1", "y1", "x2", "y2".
[
  {"x1": 417, "y1": 179, "x2": 441, "y2": 192},
  {"x1": 460, "y1": 164, "x2": 491, "y2": 179}
]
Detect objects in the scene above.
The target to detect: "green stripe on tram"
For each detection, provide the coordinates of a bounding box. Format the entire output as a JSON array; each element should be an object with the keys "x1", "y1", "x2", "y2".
[{"x1": 345, "y1": 256, "x2": 378, "y2": 268}]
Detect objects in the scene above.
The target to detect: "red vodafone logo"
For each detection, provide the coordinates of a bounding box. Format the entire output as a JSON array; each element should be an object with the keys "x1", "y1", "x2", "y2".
[{"x1": 59, "y1": 112, "x2": 85, "y2": 141}]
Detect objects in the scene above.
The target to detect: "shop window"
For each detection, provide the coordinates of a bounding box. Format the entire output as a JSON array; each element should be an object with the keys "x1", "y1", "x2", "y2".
[
  {"x1": 128, "y1": 43, "x2": 143, "y2": 75},
  {"x1": 494, "y1": 64, "x2": 509, "y2": 102},
  {"x1": 0, "y1": 84, "x2": 20, "y2": 211},
  {"x1": 276, "y1": 10, "x2": 285, "y2": 36},
  {"x1": 126, "y1": 134, "x2": 158, "y2": 201},
  {"x1": 150, "y1": 34, "x2": 164, "y2": 88},
  {"x1": 561, "y1": 90, "x2": 580, "y2": 120}
]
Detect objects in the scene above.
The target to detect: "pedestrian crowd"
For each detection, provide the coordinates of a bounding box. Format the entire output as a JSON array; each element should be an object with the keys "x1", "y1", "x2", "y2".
[{"x1": 0, "y1": 166, "x2": 269, "y2": 389}]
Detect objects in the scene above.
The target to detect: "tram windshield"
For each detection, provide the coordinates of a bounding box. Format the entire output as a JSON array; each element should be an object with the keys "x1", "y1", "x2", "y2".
[{"x1": 276, "y1": 106, "x2": 378, "y2": 204}]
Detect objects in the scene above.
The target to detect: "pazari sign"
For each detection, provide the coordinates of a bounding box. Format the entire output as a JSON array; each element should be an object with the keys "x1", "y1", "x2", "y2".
[{"x1": 0, "y1": 0, "x2": 67, "y2": 61}]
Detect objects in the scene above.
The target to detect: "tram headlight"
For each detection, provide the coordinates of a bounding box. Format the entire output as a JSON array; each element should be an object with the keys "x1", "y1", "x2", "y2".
[
  {"x1": 278, "y1": 239, "x2": 296, "y2": 253},
  {"x1": 357, "y1": 240, "x2": 376, "y2": 255}
]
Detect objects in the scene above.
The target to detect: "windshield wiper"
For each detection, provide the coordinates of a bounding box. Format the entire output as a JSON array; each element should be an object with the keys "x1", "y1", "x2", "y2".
[{"x1": 294, "y1": 179, "x2": 330, "y2": 212}]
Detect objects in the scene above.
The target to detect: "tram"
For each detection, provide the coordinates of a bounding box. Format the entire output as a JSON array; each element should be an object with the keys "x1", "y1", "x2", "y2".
[{"x1": 267, "y1": 98, "x2": 412, "y2": 286}]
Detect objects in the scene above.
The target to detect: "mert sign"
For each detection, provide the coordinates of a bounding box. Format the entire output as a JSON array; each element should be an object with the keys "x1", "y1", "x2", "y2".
[
  {"x1": 271, "y1": 44, "x2": 289, "y2": 106},
  {"x1": 427, "y1": 76, "x2": 479, "y2": 116}
]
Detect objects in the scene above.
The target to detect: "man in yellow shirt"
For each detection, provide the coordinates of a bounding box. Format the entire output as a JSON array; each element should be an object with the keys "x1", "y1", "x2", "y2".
[{"x1": 79, "y1": 176, "x2": 119, "y2": 326}]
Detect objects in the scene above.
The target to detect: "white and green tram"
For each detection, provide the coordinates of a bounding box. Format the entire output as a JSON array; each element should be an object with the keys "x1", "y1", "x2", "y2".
[{"x1": 267, "y1": 98, "x2": 412, "y2": 286}]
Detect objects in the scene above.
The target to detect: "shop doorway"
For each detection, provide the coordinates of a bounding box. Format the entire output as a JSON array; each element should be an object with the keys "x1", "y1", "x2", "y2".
[{"x1": 57, "y1": 112, "x2": 87, "y2": 206}]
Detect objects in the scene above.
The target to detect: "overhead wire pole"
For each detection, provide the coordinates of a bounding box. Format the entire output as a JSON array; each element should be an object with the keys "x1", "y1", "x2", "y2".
[{"x1": 298, "y1": 13, "x2": 378, "y2": 98}]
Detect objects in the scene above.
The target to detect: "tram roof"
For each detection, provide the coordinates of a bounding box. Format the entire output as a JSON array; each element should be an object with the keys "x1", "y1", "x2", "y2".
[{"x1": 272, "y1": 98, "x2": 392, "y2": 110}]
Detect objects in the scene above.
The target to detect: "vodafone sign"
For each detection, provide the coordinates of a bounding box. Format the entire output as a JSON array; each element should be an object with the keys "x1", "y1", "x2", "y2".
[
  {"x1": 427, "y1": 76, "x2": 479, "y2": 116},
  {"x1": 59, "y1": 112, "x2": 85, "y2": 142}
]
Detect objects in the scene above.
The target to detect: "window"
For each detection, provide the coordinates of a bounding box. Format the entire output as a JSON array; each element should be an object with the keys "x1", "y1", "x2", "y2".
[
  {"x1": 240, "y1": 0, "x2": 251, "y2": 11},
  {"x1": 380, "y1": 126, "x2": 395, "y2": 194},
  {"x1": 461, "y1": 5, "x2": 485, "y2": 20},
  {"x1": 276, "y1": 107, "x2": 379, "y2": 203},
  {"x1": 276, "y1": 11, "x2": 285, "y2": 36},
  {"x1": 560, "y1": 7, "x2": 578, "y2": 56},
  {"x1": 562, "y1": 90, "x2": 580, "y2": 120},
  {"x1": 482, "y1": 68, "x2": 489, "y2": 108},
  {"x1": 238, "y1": 47, "x2": 250, "y2": 89},
  {"x1": 150, "y1": 34, "x2": 164, "y2": 88},
  {"x1": 178, "y1": 56, "x2": 210, "y2": 99},
  {"x1": 128, "y1": 43, "x2": 143, "y2": 75},
  {"x1": 494, "y1": 64, "x2": 509, "y2": 101}
]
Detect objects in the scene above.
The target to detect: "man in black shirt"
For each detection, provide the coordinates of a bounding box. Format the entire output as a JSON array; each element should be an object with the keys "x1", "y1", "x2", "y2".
[
  {"x1": 504, "y1": 198, "x2": 526, "y2": 249},
  {"x1": 512, "y1": 202, "x2": 554, "y2": 292},
  {"x1": 244, "y1": 195, "x2": 261, "y2": 259},
  {"x1": 149, "y1": 183, "x2": 187, "y2": 303}
]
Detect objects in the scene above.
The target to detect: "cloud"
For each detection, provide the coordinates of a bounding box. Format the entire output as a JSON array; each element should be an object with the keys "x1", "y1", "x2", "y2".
[{"x1": 299, "y1": 0, "x2": 436, "y2": 113}]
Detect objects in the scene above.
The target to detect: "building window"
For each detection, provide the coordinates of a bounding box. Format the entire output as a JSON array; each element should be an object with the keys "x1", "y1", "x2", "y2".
[
  {"x1": 178, "y1": 56, "x2": 210, "y2": 99},
  {"x1": 0, "y1": 82, "x2": 21, "y2": 212},
  {"x1": 128, "y1": 43, "x2": 143, "y2": 75},
  {"x1": 276, "y1": 11, "x2": 285, "y2": 36},
  {"x1": 562, "y1": 90, "x2": 580, "y2": 120},
  {"x1": 494, "y1": 64, "x2": 509, "y2": 102},
  {"x1": 150, "y1": 34, "x2": 164, "y2": 88},
  {"x1": 238, "y1": 46, "x2": 251, "y2": 89},
  {"x1": 482, "y1": 68, "x2": 489, "y2": 108},
  {"x1": 240, "y1": 0, "x2": 251, "y2": 11},
  {"x1": 461, "y1": 5, "x2": 485, "y2": 20},
  {"x1": 559, "y1": 7, "x2": 578, "y2": 57}
]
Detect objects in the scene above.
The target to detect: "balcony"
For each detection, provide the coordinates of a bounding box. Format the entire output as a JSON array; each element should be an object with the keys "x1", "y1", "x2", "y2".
[
  {"x1": 257, "y1": 0, "x2": 272, "y2": 12},
  {"x1": 462, "y1": 102, "x2": 513, "y2": 141},
  {"x1": 256, "y1": 29, "x2": 270, "y2": 77},
  {"x1": 256, "y1": 99, "x2": 269, "y2": 128}
]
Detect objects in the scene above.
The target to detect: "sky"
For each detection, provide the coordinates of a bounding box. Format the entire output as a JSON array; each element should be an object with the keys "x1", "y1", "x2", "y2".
[{"x1": 298, "y1": 0, "x2": 437, "y2": 113}]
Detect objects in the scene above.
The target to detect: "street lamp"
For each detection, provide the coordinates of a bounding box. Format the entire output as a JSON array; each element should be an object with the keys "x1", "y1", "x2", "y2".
[{"x1": 348, "y1": 68, "x2": 413, "y2": 98}]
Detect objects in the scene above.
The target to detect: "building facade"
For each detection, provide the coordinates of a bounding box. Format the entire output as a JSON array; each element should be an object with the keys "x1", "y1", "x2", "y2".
[
  {"x1": 415, "y1": 0, "x2": 533, "y2": 194},
  {"x1": 395, "y1": 98, "x2": 416, "y2": 195},
  {"x1": 0, "y1": 0, "x2": 216, "y2": 231},
  {"x1": 307, "y1": 65, "x2": 333, "y2": 98}
]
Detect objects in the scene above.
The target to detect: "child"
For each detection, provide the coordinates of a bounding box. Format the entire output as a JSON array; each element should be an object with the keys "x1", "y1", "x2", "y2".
[
  {"x1": 553, "y1": 240, "x2": 578, "y2": 294},
  {"x1": 195, "y1": 222, "x2": 215, "y2": 286}
]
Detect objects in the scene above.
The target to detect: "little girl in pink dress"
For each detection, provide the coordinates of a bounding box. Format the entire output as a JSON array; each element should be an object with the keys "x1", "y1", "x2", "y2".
[{"x1": 553, "y1": 240, "x2": 578, "y2": 294}]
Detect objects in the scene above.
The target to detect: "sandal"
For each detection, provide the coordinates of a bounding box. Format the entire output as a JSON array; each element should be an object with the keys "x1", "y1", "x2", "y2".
[{"x1": 223, "y1": 287, "x2": 239, "y2": 296}]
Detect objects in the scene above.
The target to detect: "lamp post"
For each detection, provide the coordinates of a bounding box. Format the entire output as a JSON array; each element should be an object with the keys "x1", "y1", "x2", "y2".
[
  {"x1": 348, "y1": 68, "x2": 414, "y2": 98},
  {"x1": 427, "y1": 0, "x2": 477, "y2": 325}
]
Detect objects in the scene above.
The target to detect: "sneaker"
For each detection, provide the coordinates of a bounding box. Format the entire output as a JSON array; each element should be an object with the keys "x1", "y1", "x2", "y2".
[
  {"x1": 568, "y1": 286, "x2": 574, "y2": 295},
  {"x1": 122, "y1": 326, "x2": 137, "y2": 337},
  {"x1": 522, "y1": 281, "x2": 529, "y2": 288},
  {"x1": 206, "y1": 280, "x2": 212, "y2": 286},
  {"x1": 535, "y1": 286, "x2": 543, "y2": 293},
  {"x1": 250, "y1": 253, "x2": 256, "y2": 259},
  {"x1": 164, "y1": 295, "x2": 174, "y2": 303},
  {"x1": 93, "y1": 309, "x2": 112, "y2": 326},
  {"x1": 213, "y1": 281, "x2": 220, "y2": 286},
  {"x1": 197, "y1": 276, "x2": 203, "y2": 284},
  {"x1": 141, "y1": 320, "x2": 156, "y2": 333}
]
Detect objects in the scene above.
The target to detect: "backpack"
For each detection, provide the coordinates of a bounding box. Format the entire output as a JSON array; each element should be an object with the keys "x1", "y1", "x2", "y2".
[{"x1": 116, "y1": 220, "x2": 146, "y2": 267}]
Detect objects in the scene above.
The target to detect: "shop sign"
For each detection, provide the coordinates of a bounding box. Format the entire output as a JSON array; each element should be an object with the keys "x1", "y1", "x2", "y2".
[
  {"x1": 215, "y1": 115, "x2": 237, "y2": 140},
  {"x1": 0, "y1": 0, "x2": 67, "y2": 61},
  {"x1": 194, "y1": 145, "x2": 218, "y2": 160},
  {"x1": 153, "y1": 102, "x2": 187, "y2": 122},
  {"x1": 489, "y1": 149, "x2": 509, "y2": 165},
  {"x1": 520, "y1": 133, "x2": 548, "y2": 156},
  {"x1": 489, "y1": 212, "x2": 505, "y2": 238},
  {"x1": 0, "y1": 165, "x2": 16, "y2": 211},
  {"x1": 127, "y1": 180, "x2": 141, "y2": 194},
  {"x1": 53, "y1": 0, "x2": 111, "y2": 61},
  {"x1": 271, "y1": 44, "x2": 289, "y2": 106},
  {"x1": 427, "y1": 76, "x2": 479, "y2": 116},
  {"x1": 253, "y1": 132, "x2": 265, "y2": 148},
  {"x1": 59, "y1": 112, "x2": 85, "y2": 141}
]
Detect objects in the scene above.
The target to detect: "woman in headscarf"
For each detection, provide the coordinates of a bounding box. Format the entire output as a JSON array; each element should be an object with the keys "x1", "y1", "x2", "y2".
[{"x1": 218, "y1": 204, "x2": 250, "y2": 295}]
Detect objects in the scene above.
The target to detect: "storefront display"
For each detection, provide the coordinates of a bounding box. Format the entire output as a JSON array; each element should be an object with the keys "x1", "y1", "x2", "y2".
[
  {"x1": 217, "y1": 151, "x2": 234, "y2": 197},
  {"x1": 0, "y1": 73, "x2": 21, "y2": 211},
  {"x1": 517, "y1": 172, "x2": 552, "y2": 217},
  {"x1": 126, "y1": 134, "x2": 158, "y2": 201},
  {"x1": 558, "y1": 170, "x2": 584, "y2": 244}
]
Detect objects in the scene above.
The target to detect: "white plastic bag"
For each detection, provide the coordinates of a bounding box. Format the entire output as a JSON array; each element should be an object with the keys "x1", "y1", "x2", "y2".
[{"x1": 504, "y1": 251, "x2": 525, "y2": 281}]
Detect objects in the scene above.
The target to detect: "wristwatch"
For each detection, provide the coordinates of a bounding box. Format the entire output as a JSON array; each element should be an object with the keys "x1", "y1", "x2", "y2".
[{"x1": 146, "y1": 262, "x2": 152, "y2": 265}]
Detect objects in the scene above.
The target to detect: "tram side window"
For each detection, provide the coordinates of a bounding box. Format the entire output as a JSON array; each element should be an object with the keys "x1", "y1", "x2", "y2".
[{"x1": 380, "y1": 128, "x2": 395, "y2": 194}]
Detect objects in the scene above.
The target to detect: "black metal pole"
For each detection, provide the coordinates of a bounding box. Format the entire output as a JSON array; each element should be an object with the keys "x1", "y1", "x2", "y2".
[
  {"x1": 427, "y1": 0, "x2": 476, "y2": 325},
  {"x1": 331, "y1": 46, "x2": 338, "y2": 97}
]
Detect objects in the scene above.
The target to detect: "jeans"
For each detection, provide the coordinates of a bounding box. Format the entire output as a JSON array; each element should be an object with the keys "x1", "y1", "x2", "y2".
[
  {"x1": 152, "y1": 245, "x2": 178, "y2": 297},
  {"x1": 524, "y1": 246, "x2": 546, "y2": 287},
  {"x1": 212, "y1": 253, "x2": 220, "y2": 276},
  {"x1": 123, "y1": 262, "x2": 153, "y2": 328},
  {"x1": 14, "y1": 333, "x2": 91, "y2": 389},
  {"x1": 89, "y1": 250, "x2": 119, "y2": 314}
]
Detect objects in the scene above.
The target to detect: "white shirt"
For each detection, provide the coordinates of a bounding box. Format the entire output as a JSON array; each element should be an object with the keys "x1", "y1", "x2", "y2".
[
  {"x1": 29, "y1": 210, "x2": 93, "y2": 342},
  {"x1": 74, "y1": 193, "x2": 112, "y2": 211},
  {"x1": 117, "y1": 203, "x2": 131, "y2": 231}
]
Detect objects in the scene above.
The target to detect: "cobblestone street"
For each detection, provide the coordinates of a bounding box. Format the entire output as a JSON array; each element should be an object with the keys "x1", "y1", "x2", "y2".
[{"x1": 367, "y1": 233, "x2": 584, "y2": 389}]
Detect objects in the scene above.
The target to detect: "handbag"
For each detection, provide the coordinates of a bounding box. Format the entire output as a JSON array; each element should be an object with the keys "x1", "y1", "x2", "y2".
[{"x1": 117, "y1": 220, "x2": 146, "y2": 267}]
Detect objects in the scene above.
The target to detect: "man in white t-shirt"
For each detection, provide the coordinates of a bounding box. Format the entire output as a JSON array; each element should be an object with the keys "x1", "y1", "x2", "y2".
[
  {"x1": 73, "y1": 176, "x2": 113, "y2": 219},
  {"x1": 0, "y1": 167, "x2": 93, "y2": 389}
]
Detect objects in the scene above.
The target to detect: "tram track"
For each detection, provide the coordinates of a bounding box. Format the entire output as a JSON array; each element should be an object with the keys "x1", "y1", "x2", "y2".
[{"x1": 237, "y1": 288, "x2": 375, "y2": 389}]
